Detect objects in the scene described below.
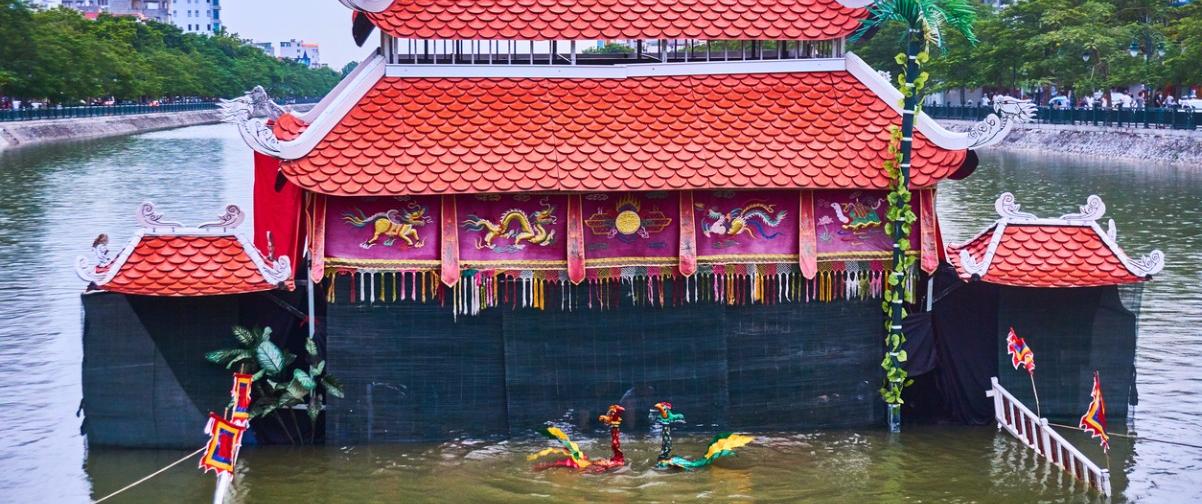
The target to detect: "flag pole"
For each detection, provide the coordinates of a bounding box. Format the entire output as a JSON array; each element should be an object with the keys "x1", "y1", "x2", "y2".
[{"x1": 1028, "y1": 370, "x2": 1041, "y2": 418}]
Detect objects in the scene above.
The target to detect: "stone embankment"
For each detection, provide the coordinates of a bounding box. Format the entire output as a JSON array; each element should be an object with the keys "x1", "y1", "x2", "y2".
[
  {"x1": 0, "y1": 104, "x2": 313, "y2": 152},
  {"x1": 0, "y1": 110, "x2": 222, "y2": 152},
  {"x1": 940, "y1": 120, "x2": 1202, "y2": 165}
]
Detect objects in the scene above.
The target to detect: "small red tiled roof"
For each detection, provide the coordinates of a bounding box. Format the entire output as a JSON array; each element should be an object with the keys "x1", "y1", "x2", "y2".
[
  {"x1": 947, "y1": 194, "x2": 1163, "y2": 288},
  {"x1": 78, "y1": 204, "x2": 294, "y2": 297},
  {"x1": 362, "y1": 0, "x2": 866, "y2": 41},
  {"x1": 948, "y1": 225, "x2": 1145, "y2": 288},
  {"x1": 281, "y1": 72, "x2": 966, "y2": 196},
  {"x1": 100, "y1": 235, "x2": 283, "y2": 296}
]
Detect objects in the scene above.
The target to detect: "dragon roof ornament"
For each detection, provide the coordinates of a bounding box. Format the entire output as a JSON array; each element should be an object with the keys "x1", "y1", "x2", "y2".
[
  {"x1": 963, "y1": 97, "x2": 1037, "y2": 150},
  {"x1": 954, "y1": 192, "x2": 1165, "y2": 281},
  {"x1": 76, "y1": 203, "x2": 292, "y2": 291},
  {"x1": 219, "y1": 85, "x2": 292, "y2": 158}
]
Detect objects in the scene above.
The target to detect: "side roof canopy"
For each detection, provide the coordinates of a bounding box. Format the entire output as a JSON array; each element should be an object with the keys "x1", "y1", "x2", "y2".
[{"x1": 948, "y1": 193, "x2": 1165, "y2": 288}]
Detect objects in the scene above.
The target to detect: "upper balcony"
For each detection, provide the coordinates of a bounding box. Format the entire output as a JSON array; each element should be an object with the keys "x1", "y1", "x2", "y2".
[
  {"x1": 345, "y1": 0, "x2": 867, "y2": 66},
  {"x1": 378, "y1": 38, "x2": 847, "y2": 66}
]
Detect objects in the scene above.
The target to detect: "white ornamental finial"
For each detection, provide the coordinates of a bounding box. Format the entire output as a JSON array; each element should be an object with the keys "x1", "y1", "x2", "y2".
[
  {"x1": 198, "y1": 205, "x2": 246, "y2": 230},
  {"x1": 994, "y1": 192, "x2": 1037, "y2": 220},
  {"x1": 1059, "y1": 194, "x2": 1106, "y2": 222},
  {"x1": 135, "y1": 202, "x2": 184, "y2": 229},
  {"x1": 1126, "y1": 250, "x2": 1165, "y2": 277}
]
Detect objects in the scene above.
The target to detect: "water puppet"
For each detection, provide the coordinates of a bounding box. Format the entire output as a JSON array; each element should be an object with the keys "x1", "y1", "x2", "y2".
[{"x1": 650, "y1": 402, "x2": 754, "y2": 471}]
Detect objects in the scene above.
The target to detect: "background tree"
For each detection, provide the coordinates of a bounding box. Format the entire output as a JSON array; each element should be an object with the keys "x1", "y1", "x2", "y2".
[
  {"x1": 851, "y1": 0, "x2": 1199, "y2": 105},
  {"x1": 0, "y1": 1, "x2": 342, "y2": 105}
]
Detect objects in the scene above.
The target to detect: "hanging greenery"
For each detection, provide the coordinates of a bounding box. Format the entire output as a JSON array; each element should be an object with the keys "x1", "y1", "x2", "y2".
[
  {"x1": 206, "y1": 326, "x2": 343, "y2": 444},
  {"x1": 878, "y1": 52, "x2": 929, "y2": 409}
]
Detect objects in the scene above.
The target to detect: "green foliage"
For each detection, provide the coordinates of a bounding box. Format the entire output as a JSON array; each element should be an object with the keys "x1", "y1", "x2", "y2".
[
  {"x1": 0, "y1": 1, "x2": 340, "y2": 103},
  {"x1": 852, "y1": 0, "x2": 1201, "y2": 100},
  {"x1": 582, "y1": 42, "x2": 633, "y2": 55},
  {"x1": 206, "y1": 325, "x2": 341, "y2": 444}
]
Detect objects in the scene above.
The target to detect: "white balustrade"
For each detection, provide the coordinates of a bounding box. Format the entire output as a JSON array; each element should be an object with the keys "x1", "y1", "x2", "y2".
[{"x1": 986, "y1": 377, "x2": 1111, "y2": 496}]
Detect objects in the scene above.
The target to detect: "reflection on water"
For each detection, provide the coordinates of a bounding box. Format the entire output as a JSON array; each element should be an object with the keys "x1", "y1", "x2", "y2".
[{"x1": 0, "y1": 129, "x2": 1198, "y2": 502}]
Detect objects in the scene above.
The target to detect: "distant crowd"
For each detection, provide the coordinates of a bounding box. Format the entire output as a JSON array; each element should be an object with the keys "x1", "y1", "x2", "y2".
[{"x1": 931, "y1": 89, "x2": 1202, "y2": 111}]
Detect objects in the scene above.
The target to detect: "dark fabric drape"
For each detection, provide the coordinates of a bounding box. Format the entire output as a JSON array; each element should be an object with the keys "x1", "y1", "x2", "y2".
[
  {"x1": 930, "y1": 265, "x2": 999, "y2": 424},
  {"x1": 902, "y1": 312, "x2": 937, "y2": 377}
]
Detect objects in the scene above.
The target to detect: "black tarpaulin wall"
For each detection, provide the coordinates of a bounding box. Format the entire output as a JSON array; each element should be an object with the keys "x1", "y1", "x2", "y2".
[
  {"x1": 324, "y1": 302, "x2": 509, "y2": 443},
  {"x1": 996, "y1": 285, "x2": 1138, "y2": 421},
  {"x1": 81, "y1": 293, "x2": 236, "y2": 448},
  {"x1": 929, "y1": 264, "x2": 1140, "y2": 424},
  {"x1": 80, "y1": 290, "x2": 312, "y2": 448},
  {"x1": 325, "y1": 279, "x2": 885, "y2": 443}
]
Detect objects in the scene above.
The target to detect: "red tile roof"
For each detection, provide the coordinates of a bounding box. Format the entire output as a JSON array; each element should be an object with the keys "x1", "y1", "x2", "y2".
[
  {"x1": 280, "y1": 72, "x2": 966, "y2": 196},
  {"x1": 362, "y1": 0, "x2": 866, "y2": 41},
  {"x1": 98, "y1": 235, "x2": 283, "y2": 296},
  {"x1": 947, "y1": 194, "x2": 1164, "y2": 288},
  {"x1": 272, "y1": 113, "x2": 309, "y2": 142},
  {"x1": 77, "y1": 204, "x2": 295, "y2": 297},
  {"x1": 948, "y1": 224, "x2": 1147, "y2": 288}
]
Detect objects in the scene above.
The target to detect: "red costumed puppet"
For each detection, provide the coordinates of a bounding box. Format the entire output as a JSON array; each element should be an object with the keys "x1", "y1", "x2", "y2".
[{"x1": 528, "y1": 404, "x2": 626, "y2": 472}]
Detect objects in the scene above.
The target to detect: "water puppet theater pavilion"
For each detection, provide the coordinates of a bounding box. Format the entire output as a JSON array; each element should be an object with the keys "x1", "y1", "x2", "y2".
[{"x1": 76, "y1": 0, "x2": 1164, "y2": 446}]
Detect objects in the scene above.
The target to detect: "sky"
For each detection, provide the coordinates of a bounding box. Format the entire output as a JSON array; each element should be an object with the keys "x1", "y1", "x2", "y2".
[{"x1": 221, "y1": 0, "x2": 374, "y2": 70}]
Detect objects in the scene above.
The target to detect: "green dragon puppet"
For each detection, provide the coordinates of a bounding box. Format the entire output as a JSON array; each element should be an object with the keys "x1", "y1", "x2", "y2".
[{"x1": 649, "y1": 401, "x2": 754, "y2": 470}]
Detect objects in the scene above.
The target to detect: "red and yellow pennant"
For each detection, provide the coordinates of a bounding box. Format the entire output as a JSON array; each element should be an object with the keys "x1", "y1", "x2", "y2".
[
  {"x1": 229, "y1": 373, "x2": 253, "y2": 427},
  {"x1": 199, "y1": 412, "x2": 245, "y2": 475},
  {"x1": 1006, "y1": 327, "x2": 1035, "y2": 374},
  {"x1": 1079, "y1": 371, "x2": 1109, "y2": 452}
]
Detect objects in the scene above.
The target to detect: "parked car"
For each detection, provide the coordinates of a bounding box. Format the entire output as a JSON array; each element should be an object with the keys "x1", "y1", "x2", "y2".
[
  {"x1": 1180, "y1": 98, "x2": 1202, "y2": 109},
  {"x1": 1048, "y1": 96, "x2": 1071, "y2": 108}
]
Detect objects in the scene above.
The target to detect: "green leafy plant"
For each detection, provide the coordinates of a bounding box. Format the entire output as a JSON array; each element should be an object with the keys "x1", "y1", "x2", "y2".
[
  {"x1": 206, "y1": 326, "x2": 343, "y2": 444},
  {"x1": 853, "y1": 0, "x2": 977, "y2": 427}
]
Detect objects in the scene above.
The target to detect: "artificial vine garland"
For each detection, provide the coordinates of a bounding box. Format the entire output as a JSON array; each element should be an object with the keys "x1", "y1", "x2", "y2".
[{"x1": 879, "y1": 49, "x2": 929, "y2": 410}]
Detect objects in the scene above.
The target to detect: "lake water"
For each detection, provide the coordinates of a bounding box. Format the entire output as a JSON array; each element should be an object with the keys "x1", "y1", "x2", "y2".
[{"x1": 0, "y1": 124, "x2": 1198, "y2": 502}]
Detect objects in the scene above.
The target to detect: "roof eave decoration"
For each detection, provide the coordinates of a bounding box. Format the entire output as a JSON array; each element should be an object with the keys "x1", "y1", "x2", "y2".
[
  {"x1": 842, "y1": 53, "x2": 1034, "y2": 150},
  {"x1": 340, "y1": 0, "x2": 874, "y2": 11},
  {"x1": 229, "y1": 52, "x2": 1024, "y2": 165},
  {"x1": 75, "y1": 203, "x2": 292, "y2": 293},
  {"x1": 953, "y1": 192, "x2": 1165, "y2": 282},
  {"x1": 223, "y1": 54, "x2": 387, "y2": 160}
]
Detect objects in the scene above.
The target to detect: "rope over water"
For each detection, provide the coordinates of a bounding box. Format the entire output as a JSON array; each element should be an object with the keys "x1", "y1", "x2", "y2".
[
  {"x1": 92, "y1": 447, "x2": 205, "y2": 503},
  {"x1": 1045, "y1": 422, "x2": 1202, "y2": 450}
]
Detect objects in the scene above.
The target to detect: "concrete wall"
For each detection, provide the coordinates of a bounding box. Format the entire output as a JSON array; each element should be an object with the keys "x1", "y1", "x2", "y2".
[
  {"x1": 0, "y1": 110, "x2": 222, "y2": 152},
  {"x1": 941, "y1": 120, "x2": 1202, "y2": 165}
]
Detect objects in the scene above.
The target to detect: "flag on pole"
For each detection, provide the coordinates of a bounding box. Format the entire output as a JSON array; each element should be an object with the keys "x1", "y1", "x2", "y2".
[
  {"x1": 1006, "y1": 327, "x2": 1035, "y2": 374},
  {"x1": 229, "y1": 373, "x2": 253, "y2": 427},
  {"x1": 200, "y1": 413, "x2": 245, "y2": 475},
  {"x1": 1079, "y1": 371, "x2": 1109, "y2": 452}
]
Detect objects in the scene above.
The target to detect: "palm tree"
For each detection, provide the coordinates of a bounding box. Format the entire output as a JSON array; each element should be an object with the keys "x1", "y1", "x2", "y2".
[{"x1": 852, "y1": 0, "x2": 977, "y2": 431}]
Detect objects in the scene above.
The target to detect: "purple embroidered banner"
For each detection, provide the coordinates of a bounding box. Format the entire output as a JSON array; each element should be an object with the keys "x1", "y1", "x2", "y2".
[
  {"x1": 814, "y1": 190, "x2": 915, "y2": 258},
  {"x1": 325, "y1": 196, "x2": 440, "y2": 269},
  {"x1": 458, "y1": 194, "x2": 567, "y2": 269},
  {"x1": 582, "y1": 192, "x2": 678, "y2": 267},
  {"x1": 693, "y1": 190, "x2": 798, "y2": 263}
]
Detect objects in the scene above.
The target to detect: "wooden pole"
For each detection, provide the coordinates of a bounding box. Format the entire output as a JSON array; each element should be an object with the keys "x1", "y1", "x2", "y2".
[
  {"x1": 213, "y1": 472, "x2": 232, "y2": 504},
  {"x1": 1029, "y1": 371, "x2": 1041, "y2": 418}
]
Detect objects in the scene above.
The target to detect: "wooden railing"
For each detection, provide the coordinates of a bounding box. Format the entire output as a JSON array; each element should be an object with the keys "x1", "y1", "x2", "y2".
[{"x1": 986, "y1": 377, "x2": 1111, "y2": 496}]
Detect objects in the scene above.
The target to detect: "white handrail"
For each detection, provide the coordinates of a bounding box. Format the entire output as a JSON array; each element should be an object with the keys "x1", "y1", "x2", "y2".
[{"x1": 986, "y1": 377, "x2": 1111, "y2": 496}]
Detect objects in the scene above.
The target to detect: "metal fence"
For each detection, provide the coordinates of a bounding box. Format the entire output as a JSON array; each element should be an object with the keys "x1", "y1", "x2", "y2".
[
  {"x1": 0, "y1": 99, "x2": 321, "y2": 122},
  {"x1": 924, "y1": 104, "x2": 1201, "y2": 130},
  {"x1": 0, "y1": 102, "x2": 218, "y2": 122}
]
